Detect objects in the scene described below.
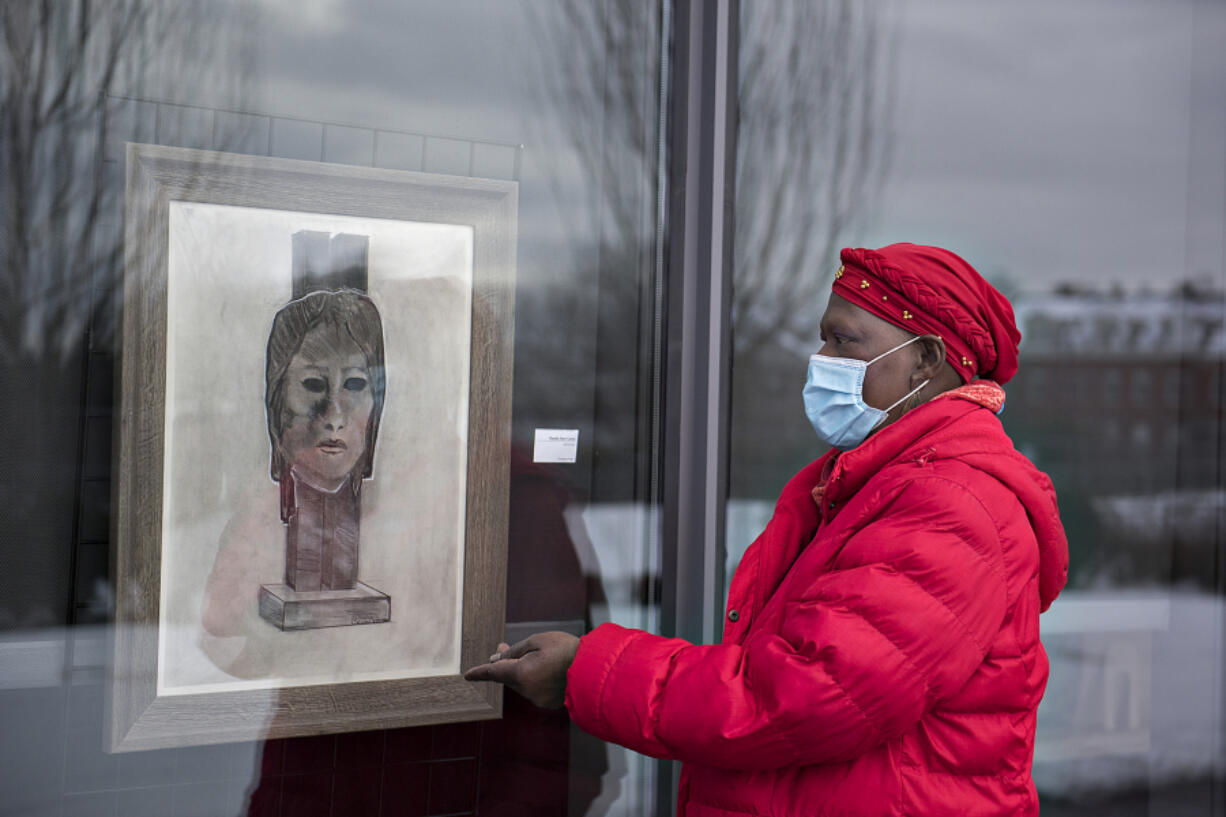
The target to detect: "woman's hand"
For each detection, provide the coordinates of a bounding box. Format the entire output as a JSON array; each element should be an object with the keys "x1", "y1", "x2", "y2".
[{"x1": 463, "y1": 631, "x2": 580, "y2": 709}]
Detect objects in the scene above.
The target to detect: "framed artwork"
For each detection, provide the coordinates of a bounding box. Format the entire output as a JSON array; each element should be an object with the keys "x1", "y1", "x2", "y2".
[{"x1": 109, "y1": 144, "x2": 516, "y2": 751}]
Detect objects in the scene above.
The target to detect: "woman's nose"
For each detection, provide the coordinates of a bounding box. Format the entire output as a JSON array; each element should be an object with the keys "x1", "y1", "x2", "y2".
[{"x1": 320, "y1": 393, "x2": 345, "y2": 430}]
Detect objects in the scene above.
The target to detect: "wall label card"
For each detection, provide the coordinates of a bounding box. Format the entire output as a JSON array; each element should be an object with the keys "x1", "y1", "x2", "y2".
[{"x1": 533, "y1": 429, "x2": 579, "y2": 463}]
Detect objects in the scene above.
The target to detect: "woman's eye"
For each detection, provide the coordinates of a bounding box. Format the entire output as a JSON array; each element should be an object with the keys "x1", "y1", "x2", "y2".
[
  {"x1": 302, "y1": 377, "x2": 327, "y2": 393},
  {"x1": 343, "y1": 377, "x2": 368, "y2": 392}
]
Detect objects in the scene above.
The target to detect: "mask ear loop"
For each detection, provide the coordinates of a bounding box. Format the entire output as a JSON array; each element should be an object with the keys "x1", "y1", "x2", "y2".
[
  {"x1": 867, "y1": 334, "x2": 930, "y2": 417},
  {"x1": 885, "y1": 378, "x2": 930, "y2": 414},
  {"x1": 866, "y1": 334, "x2": 922, "y2": 366},
  {"x1": 870, "y1": 377, "x2": 931, "y2": 431},
  {"x1": 864, "y1": 334, "x2": 929, "y2": 431}
]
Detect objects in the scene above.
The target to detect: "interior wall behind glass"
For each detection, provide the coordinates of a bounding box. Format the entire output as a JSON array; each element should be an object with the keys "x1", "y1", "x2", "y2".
[{"x1": 730, "y1": 1, "x2": 1225, "y2": 815}]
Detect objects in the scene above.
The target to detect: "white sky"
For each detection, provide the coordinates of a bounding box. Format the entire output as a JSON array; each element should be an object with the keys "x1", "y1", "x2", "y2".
[
  {"x1": 862, "y1": 0, "x2": 1226, "y2": 294},
  {"x1": 144, "y1": 0, "x2": 1226, "y2": 297}
]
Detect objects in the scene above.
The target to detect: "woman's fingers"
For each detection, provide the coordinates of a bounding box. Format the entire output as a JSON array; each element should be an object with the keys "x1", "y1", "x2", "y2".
[
  {"x1": 465, "y1": 639, "x2": 533, "y2": 682},
  {"x1": 462, "y1": 657, "x2": 520, "y2": 684},
  {"x1": 465, "y1": 632, "x2": 579, "y2": 708},
  {"x1": 497, "y1": 637, "x2": 538, "y2": 661}
]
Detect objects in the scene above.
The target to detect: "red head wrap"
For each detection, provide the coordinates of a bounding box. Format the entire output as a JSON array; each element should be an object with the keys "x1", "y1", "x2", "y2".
[{"x1": 833, "y1": 243, "x2": 1021, "y2": 384}]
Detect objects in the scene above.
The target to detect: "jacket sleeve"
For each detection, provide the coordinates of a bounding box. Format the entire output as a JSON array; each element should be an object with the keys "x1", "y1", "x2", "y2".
[{"x1": 564, "y1": 475, "x2": 1009, "y2": 770}]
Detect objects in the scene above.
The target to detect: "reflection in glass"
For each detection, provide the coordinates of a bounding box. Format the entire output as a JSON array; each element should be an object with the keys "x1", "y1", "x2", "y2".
[{"x1": 3, "y1": 0, "x2": 666, "y2": 814}]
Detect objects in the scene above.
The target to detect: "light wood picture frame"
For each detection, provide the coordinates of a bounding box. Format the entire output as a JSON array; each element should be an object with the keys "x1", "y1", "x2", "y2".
[{"x1": 109, "y1": 144, "x2": 515, "y2": 751}]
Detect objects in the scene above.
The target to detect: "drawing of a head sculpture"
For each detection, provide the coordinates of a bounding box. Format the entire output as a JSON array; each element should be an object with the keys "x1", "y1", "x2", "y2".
[
  {"x1": 258, "y1": 231, "x2": 391, "y2": 628},
  {"x1": 266, "y1": 289, "x2": 386, "y2": 495}
]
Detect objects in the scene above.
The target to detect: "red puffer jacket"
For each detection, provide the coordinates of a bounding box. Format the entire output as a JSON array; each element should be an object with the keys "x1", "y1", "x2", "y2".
[{"x1": 565, "y1": 382, "x2": 1068, "y2": 816}]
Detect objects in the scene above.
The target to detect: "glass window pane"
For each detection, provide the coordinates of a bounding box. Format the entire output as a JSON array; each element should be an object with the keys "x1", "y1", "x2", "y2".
[{"x1": 1, "y1": 2, "x2": 667, "y2": 814}]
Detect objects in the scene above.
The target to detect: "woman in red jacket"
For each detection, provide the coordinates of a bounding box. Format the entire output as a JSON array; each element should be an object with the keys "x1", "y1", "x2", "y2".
[{"x1": 468, "y1": 243, "x2": 1069, "y2": 817}]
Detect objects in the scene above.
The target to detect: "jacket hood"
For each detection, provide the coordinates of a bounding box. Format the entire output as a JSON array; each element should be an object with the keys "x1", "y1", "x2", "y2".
[{"x1": 828, "y1": 382, "x2": 1069, "y2": 611}]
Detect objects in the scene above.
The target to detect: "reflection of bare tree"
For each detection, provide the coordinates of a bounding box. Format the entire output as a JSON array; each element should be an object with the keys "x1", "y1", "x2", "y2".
[
  {"x1": 523, "y1": 1, "x2": 894, "y2": 501},
  {"x1": 0, "y1": 1, "x2": 253, "y2": 364},
  {"x1": 2, "y1": 0, "x2": 148, "y2": 363},
  {"x1": 734, "y1": 1, "x2": 894, "y2": 359},
  {"x1": 520, "y1": 0, "x2": 663, "y2": 502},
  {"x1": 523, "y1": 1, "x2": 659, "y2": 255},
  {"x1": 732, "y1": 3, "x2": 895, "y2": 499},
  {"x1": 517, "y1": 5, "x2": 661, "y2": 814},
  {"x1": 0, "y1": 0, "x2": 161, "y2": 630},
  {"x1": 0, "y1": 1, "x2": 252, "y2": 629},
  {"x1": 524, "y1": 1, "x2": 892, "y2": 360}
]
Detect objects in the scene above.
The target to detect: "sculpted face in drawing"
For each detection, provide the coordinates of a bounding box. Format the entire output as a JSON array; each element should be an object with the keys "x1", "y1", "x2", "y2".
[
  {"x1": 279, "y1": 325, "x2": 373, "y2": 490},
  {"x1": 265, "y1": 290, "x2": 386, "y2": 493}
]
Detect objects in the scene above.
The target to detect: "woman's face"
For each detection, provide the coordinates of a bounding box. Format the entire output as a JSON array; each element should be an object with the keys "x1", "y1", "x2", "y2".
[
  {"x1": 817, "y1": 293, "x2": 920, "y2": 414},
  {"x1": 277, "y1": 322, "x2": 374, "y2": 492}
]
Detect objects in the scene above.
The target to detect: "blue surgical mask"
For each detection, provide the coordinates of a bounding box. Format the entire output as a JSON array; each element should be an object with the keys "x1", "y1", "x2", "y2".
[{"x1": 802, "y1": 336, "x2": 930, "y2": 450}]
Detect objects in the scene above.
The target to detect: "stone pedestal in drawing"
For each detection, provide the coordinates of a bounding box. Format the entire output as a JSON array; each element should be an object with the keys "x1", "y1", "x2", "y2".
[{"x1": 258, "y1": 468, "x2": 389, "y2": 631}]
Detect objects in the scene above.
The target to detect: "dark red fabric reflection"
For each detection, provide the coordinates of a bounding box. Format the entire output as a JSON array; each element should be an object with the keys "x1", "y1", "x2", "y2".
[{"x1": 478, "y1": 445, "x2": 610, "y2": 815}]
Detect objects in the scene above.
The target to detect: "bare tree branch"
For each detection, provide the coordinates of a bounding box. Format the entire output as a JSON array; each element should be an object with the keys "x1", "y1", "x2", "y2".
[
  {"x1": 733, "y1": 1, "x2": 894, "y2": 361},
  {"x1": 1, "y1": 0, "x2": 255, "y2": 366}
]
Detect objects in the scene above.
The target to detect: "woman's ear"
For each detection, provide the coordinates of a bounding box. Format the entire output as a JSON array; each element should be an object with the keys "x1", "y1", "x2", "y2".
[{"x1": 913, "y1": 335, "x2": 946, "y2": 383}]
